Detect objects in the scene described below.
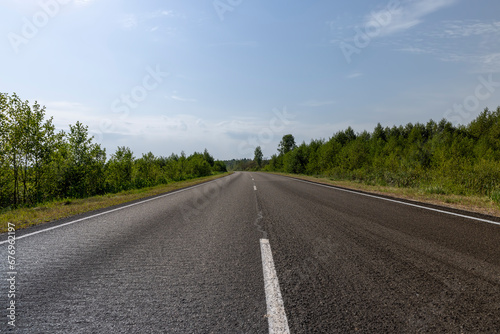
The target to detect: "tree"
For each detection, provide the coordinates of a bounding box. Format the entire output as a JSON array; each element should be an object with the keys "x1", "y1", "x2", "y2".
[
  {"x1": 185, "y1": 152, "x2": 212, "y2": 178},
  {"x1": 2, "y1": 93, "x2": 25, "y2": 207},
  {"x1": 284, "y1": 142, "x2": 308, "y2": 174},
  {"x1": 134, "y1": 152, "x2": 160, "y2": 188},
  {"x1": 0, "y1": 93, "x2": 64, "y2": 206},
  {"x1": 279, "y1": 134, "x2": 296, "y2": 155},
  {"x1": 212, "y1": 160, "x2": 227, "y2": 172},
  {"x1": 106, "y1": 146, "x2": 134, "y2": 192},
  {"x1": 64, "y1": 121, "x2": 106, "y2": 198},
  {"x1": 254, "y1": 146, "x2": 263, "y2": 168},
  {"x1": 203, "y1": 148, "x2": 215, "y2": 167},
  {"x1": 0, "y1": 92, "x2": 228, "y2": 210},
  {"x1": 0, "y1": 94, "x2": 11, "y2": 207}
]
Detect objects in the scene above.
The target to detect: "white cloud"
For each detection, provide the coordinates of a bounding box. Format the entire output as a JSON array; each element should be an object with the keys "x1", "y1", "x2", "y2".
[
  {"x1": 166, "y1": 91, "x2": 197, "y2": 102},
  {"x1": 119, "y1": 9, "x2": 180, "y2": 31},
  {"x1": 367, "y1": 0, "x2": 457, "y2": 37},
  {"x1": 40, "y1": 103, "x2": 375, "y2": 159},
  {"x1": 146, "y1": 10, "x2": 180, "y2": 19},
  {"x1": 120, "y1": 14, "x2": 138, "y2": 30},
  {"x1": 395, "y1": 47, "x2": 432, "y2": 54},
  {"x1": 437, "y1": 20, "x2": 500, "y2": 38},
  {"x1": 99, "y1": 110, "x2": 294, "y2": 158},
  {"x1": 439, "y1": 52, "x2": 500, "y2": 72},
  {"x1": 393, "y1": 19, "x2": 500, "y2": 72},
  {"x1": 170, "y1": 95, "x2": 197, "y2": 102},
  {"x1": 161, "y1": 10, "x2": 174, "y2": 17},
  {"x1": 347, "y1": 72, "x2": 363, "y2": 79},
  {"x1": 42, "y1": 101, "x2": 101, "y2": 131}
]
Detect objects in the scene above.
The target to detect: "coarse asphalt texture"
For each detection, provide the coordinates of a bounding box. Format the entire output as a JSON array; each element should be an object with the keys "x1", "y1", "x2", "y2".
[{"x1": 1, "y1": 172, "x2": 499, "y2": 333}]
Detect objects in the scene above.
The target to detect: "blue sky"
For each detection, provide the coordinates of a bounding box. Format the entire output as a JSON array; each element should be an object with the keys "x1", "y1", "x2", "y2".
[{"x1": 1, "y1": 0, "x2": 499, "y2": 159}]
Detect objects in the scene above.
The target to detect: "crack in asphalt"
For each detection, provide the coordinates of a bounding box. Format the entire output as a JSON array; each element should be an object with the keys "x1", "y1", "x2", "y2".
[
  {"x1": 251, "y1": 174, "x2": 268, "y2": 239},
  {"x1": 254, "y1": 209, "x2": 267, "y2": 239}
]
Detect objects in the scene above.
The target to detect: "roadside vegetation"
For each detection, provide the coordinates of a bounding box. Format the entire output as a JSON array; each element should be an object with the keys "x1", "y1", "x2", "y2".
[
  {"x1": 0, "y1": 92, "x2": 227, "y2": 231},
  {"x1": 247, "y1": 107, "x2": 500, "y2": 215},
  {"x1": 0, "y1": 173, "x2": 230, "y2": 233}
]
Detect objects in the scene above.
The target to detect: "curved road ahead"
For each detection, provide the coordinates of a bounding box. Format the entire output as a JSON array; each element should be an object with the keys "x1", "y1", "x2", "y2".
[{"x1": 1, "y1": 172, "x2": 499, "y2": 333}]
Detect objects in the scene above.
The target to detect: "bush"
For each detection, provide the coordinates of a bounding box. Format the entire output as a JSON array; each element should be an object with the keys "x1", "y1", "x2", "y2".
[{"x1": 490, "y1": 190, "x2": 500, "y2": 204}]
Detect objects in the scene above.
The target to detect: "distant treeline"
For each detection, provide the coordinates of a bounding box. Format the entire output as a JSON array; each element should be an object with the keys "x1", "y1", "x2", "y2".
[
  {"x1": 260, "y1": 107, "x2": 500, "y2": 201},
  {"x1": 0, "y1": 93, "x2": 226, "y2": 209},
  {"x1": 224, "y1": 158, "x2": 267, "y2": 171}
]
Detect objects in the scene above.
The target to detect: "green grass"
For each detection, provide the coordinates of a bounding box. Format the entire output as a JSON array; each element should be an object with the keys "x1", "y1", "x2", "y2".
[
  {"x1": 0, "y1": 173, "x2": 232, "y2": 234},
  {"x1": 490, "y1": 190, "x2": 500, "y2": 204},
  {"x1": 424, "y1": 185, "x2": 448, "y2": 195}
]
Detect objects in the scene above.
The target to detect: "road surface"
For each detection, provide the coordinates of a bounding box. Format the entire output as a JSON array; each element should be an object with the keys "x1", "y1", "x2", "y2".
[{"x1": 1, "y1": 172, "x2": 499, "y2": 333}]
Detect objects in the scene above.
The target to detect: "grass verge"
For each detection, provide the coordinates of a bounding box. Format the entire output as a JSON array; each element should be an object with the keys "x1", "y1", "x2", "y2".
[
  {"x1": 0, "y1": 173, "x2": 232, "y2": 234},
  {"x1": 267, "y1": 172, "x2": 500, "y2": 218}
]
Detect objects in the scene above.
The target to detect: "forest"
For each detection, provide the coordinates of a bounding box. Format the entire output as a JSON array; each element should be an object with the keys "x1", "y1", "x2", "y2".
[
  {"x1": 3, "y1": 91, "x2": 500, "y2": 211},
  {"x1": 259, "y1": 107, "x2": 500, "y2": 203},
  {"x1": 0, "y1": 93, "x2": 226, "y2": 210}
]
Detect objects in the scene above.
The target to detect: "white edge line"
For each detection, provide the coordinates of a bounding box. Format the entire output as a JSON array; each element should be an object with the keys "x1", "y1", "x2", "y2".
[
  {"x1": 291, "y1": 178, "x2": 500, "y2": 227},
  {"x1": 0, "y1": 177, "x2": 226, "y2": 245},
  {"x1": 260, "y1": 238, "x2": 290, "y2": 334}
]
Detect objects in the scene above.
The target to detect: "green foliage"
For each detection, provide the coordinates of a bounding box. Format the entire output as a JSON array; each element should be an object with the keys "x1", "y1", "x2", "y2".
[
  {"x1": 63, "y1": 121, "x2": 107, "y2": 198},
  {"x1": 283, "y1": 142, "x2": 308, "y2": 174},
  {"x1": 134, "y1": 152, "x2": 161, "y2": 188},
  {"x1": 279, "y1": 134, "x2": 296, "y2": 155},
  {"x1": 0, "y1": 93, "x2": 223, "y2": 210},
  {"x1": 185, "y1": 152, "x2": 212, "y2": 178},
  {"x1": 268, "y1": 106, "x2": 500, "y2": 198},
  {"x1": 490, "y1": 190, "x2": 500, "y2": 204},
  {"x1": 424, "y1": 185, "x2": 448, "y2": 195},
  {"x1": 212, "y1": 160, "x2": 228, "y2": 173},
  {"x1": 203, "y1": 148, "x2": 215, "y2": 167},
  {"x1": 254, "y1": 146, "x2": 263, "y2": 168},
  {"x1": 264, "y1": 154, "x2": 282, "y2": 172},
  {"x1": 0, "y1": 93, "x2": 61, "y2": 206},
  {"x1": 106, "y1": 146, "x2": 134, "y2": 192}
]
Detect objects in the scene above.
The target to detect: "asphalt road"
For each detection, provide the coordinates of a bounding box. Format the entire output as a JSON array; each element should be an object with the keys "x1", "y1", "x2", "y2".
[{"x1": 1, "y1": 172, "x2": 499, "y2": 333}]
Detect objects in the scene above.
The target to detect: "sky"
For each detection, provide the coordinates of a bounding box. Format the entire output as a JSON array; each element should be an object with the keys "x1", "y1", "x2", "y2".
[{"x1": 1, "y1": 0, "x2": 499, "y2": 160}]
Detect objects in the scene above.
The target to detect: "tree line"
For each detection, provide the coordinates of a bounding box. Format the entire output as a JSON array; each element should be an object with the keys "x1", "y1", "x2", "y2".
[
  {"x1": 0, "y1": 93, "x2": 226, "y2": 210},
  {"x1": 257, "y1": 107, "x2": 500, "y2": 201}
]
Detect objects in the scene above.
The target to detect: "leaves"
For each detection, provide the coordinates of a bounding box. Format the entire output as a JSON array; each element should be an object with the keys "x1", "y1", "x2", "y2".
[
  {"x1": 0, "y1": 93, "x2": 224, "y2": 209},
  {"x1": 264, "y1": 106, "x2": 500, "y2": 197},
  {"x1": 254, "y1": 146, "x2": 263, "y2": 168}
]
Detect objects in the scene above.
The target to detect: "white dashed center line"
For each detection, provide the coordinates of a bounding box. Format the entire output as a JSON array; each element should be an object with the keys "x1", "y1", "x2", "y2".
[{"x1": 260, "y1": 238, "x2": 290, "y2": 334}]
